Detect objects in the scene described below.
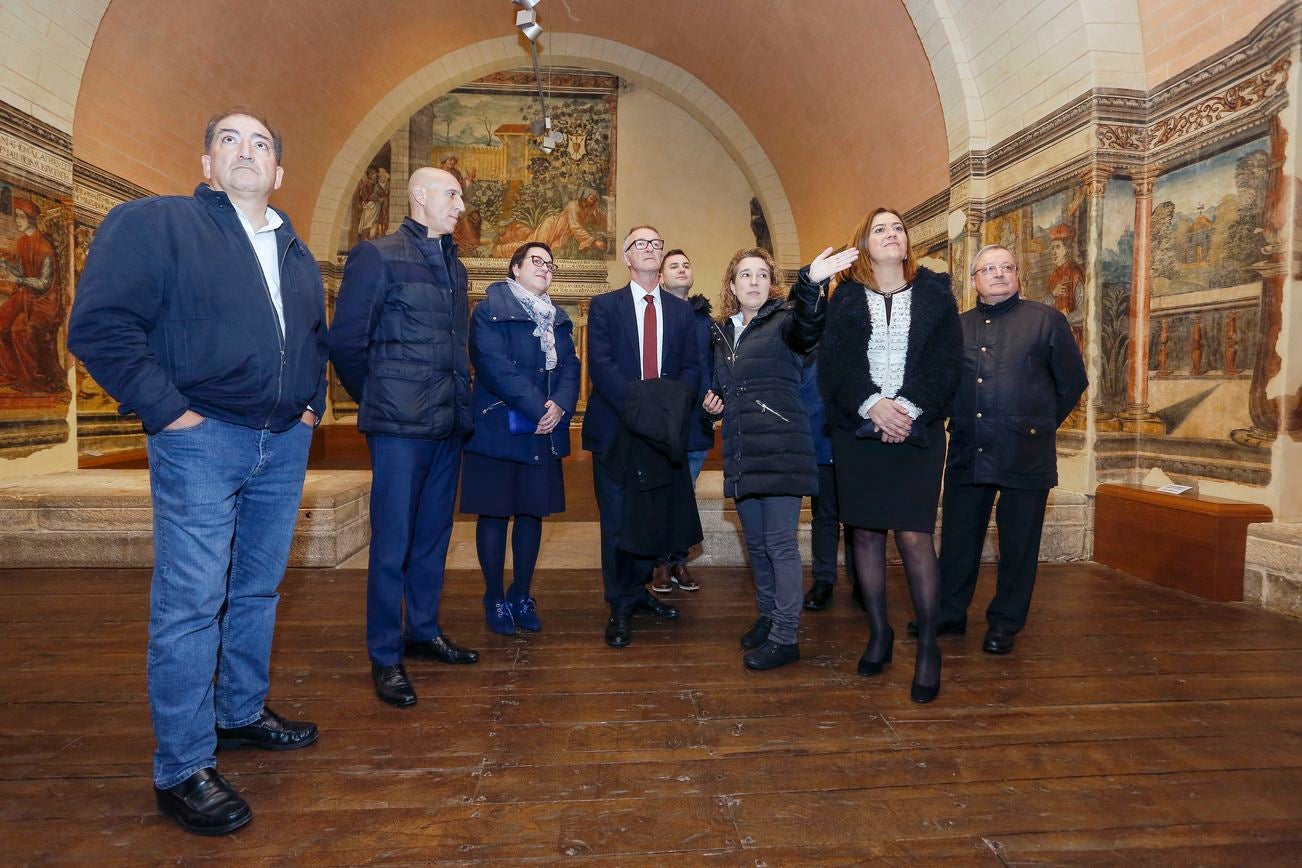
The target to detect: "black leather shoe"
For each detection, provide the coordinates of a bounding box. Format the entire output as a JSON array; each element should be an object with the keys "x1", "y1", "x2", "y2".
[
  {"x1": 983, "y1": 626, "x2": 1016, "y2": 654},
  {"x1": 743, "y1": 639, "x2": 800, "y2": 670},
  {"x1": 216, "y1": 707, "x2": 318, "y2": 752},
  {"x1": 154, "y1": 767, "x2": 251, "y2": 836},
  {"x1": 636, "y1": 593, "x2": 680, "y2": 620},
  {"x1": 908, "y1": 617, "x2": 967, "y2": 637},
  {"x1": 803, "y1": 581, "x2": 834, "y2": 611},
  {"x1": 604, "y1": 614, "x2": 632, "y2": 647},
  {"x1": 405, "y1": 635, "x2": 479, "y2": 664},
  {"x1": 372, "y1": 663, "x2": 417, "y2": 707},
  {"x1": 739, "y1": 616, "x2": 772, "y2": 649}
]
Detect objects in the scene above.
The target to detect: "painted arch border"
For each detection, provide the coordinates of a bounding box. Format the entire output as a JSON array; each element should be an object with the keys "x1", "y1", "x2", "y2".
[{"x1": 307, "y1": 34, "x2": 801, "y2": 267}]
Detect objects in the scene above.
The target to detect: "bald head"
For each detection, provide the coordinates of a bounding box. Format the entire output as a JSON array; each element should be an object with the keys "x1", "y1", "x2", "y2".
[{"x1": 408, "y1": 167, "x2": 464, "y2": 238}]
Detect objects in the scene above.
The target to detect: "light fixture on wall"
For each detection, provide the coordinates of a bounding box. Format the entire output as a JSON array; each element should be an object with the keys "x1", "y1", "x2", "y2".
[{"x1": 512, "y1": 0, "x2": 565, "y2": 154}]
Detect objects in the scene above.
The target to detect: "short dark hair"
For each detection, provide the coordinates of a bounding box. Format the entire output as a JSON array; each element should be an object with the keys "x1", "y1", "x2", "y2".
[
  {"x1": 660, "y1": 249, "x2": 689, "y2": 267},
  {"x1": 204, "y1": 108, "x2": 284, "y2": 163},
  {"x1": 508, "y1": 240, "x2": 554, "y2": 278}
]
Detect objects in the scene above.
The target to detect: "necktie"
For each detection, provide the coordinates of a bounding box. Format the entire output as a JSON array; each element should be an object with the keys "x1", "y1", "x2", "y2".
[{"x1": 642, "y1": 294, "x2": 658, "y2": 379}]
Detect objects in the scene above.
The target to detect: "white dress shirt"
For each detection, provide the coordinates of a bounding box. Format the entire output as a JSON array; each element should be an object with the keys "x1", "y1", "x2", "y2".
[
  {"x1": 234, "y1": 205, "x2": 285, "y2": 336},
  {"x1": 630, "y1": 280, "x2": 664, "y2": 376}
]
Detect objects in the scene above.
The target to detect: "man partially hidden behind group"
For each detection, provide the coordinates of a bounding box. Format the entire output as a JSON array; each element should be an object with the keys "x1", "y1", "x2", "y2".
[
  {"x1": 913, "y1": 244, "x2": 1087, "y2": 655},
  {"x1": 330, "y1": 165, "x2": 480, "y2": 710},
  {"x1": 69, "y1": 108, "x2": 329, "y2": 835}
]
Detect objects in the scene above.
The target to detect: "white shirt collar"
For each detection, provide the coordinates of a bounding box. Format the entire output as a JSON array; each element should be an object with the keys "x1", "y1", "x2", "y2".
[{"x1": 234, "y1": 205, "x2": 283, "y2": 235}]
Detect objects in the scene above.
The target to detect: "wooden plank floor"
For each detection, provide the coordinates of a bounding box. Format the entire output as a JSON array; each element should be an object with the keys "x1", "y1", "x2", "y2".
[{"x1": 2, "y1": 562, "x2": 1302, "y2": 864}]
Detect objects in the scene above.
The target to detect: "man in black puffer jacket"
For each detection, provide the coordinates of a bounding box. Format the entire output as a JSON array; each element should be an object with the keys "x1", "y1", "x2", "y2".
[{"x1": 330, "y1": 166, "x2": 479, "y2": 710}]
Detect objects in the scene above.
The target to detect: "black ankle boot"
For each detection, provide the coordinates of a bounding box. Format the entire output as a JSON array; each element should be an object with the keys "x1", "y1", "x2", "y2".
[{"x1": 856, "y1": 627, "x2": 894, "y2": 676}]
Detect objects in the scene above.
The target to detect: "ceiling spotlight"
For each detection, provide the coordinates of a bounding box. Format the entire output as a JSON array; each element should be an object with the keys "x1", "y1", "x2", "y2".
[{"x1": 516, "y1": 9, "x2": 543, "y2": 42}]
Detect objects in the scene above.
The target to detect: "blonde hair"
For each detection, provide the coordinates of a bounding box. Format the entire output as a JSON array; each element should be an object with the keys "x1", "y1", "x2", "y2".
[
  {"x1": 840, "y1": 207, "x2": 918, "y2": 289},
  {"x1": 718, "y1": 247, "x2": 785, "y2": 320}
]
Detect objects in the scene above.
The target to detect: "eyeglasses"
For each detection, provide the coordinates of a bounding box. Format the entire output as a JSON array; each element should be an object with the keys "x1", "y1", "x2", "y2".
[
  {"x1": 973, "y1": 263, "x2": 1018, "y2": 277},
  {"x1": 528, "y1": 255, "x2": 557, "y2": 273},
  {"x1": 625, "y1": 238, "x2": 665, "y2": 252}
]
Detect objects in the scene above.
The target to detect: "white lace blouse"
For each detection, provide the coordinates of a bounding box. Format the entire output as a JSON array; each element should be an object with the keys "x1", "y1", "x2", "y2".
[{"x1": 857, "y1": 287, "x2": 923, "y2": 420}]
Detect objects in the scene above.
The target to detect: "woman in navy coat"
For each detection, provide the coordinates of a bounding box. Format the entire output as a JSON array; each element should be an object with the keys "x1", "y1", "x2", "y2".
[{"x1": 461, "y1": 241, "x2": 580, "y2": 634}]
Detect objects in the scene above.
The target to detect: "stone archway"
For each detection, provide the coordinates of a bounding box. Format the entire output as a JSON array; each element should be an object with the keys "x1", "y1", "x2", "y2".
[{"x1": 307, "y1": 34, "x2": 801, "y2": 267}]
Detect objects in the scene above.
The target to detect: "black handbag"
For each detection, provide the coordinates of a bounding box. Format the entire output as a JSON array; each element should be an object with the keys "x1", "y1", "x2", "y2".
[{"x1": 855, "y1": 416, "x2": 929, "y2": 448}]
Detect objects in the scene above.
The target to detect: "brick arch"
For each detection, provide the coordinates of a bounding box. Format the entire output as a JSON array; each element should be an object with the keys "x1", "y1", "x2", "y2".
[{"x1": 308, "y1": 35, "x2": 800, "y2": 267}]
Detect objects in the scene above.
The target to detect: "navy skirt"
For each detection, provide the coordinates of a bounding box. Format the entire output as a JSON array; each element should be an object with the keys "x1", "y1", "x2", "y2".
[
  {"x1": 831, "y1": 418, "x2": 946, "y2": 533},
  {"x1": 460, "y1": 451, "x2": 566, "y2": 518}
]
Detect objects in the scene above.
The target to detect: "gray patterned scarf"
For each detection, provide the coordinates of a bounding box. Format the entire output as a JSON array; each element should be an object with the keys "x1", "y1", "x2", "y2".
[{"x1": 506, "y1": 278, "x2": 557, "y2": 370}]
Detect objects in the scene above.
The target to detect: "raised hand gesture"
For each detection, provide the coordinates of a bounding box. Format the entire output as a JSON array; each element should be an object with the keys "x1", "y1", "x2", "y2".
[{"x1": 807, "y1": 246, "x2": 860, "y2": 283}]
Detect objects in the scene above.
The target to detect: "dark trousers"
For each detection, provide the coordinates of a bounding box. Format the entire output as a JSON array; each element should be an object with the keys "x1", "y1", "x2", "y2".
[
  {"x1": 592, "y1": 456, "x2": 654, "y2": 615},
  {"x1": 365, "y1": 434, "x2": 462, "y2": 666},
  {"x1": 938, "y1": 480, "x2": 1050, "y2": 632},
  {"x1": 810, "y1": 463, "x2": 855, "y2": 585}
]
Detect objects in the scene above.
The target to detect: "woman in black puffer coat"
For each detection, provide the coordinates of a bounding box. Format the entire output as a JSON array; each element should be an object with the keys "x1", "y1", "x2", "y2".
[{"x1": 703, "y1": 244, "x2": 856, "y2": 670}]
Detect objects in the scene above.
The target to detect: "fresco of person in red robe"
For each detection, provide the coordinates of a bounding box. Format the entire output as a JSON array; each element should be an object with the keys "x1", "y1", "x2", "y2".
[
  {"x1": 1047, "y1": 222, "x2": 1085, "y2": 346},
  {"x1": 0, "y1": 197, "x2": 66, "y2": 393}
]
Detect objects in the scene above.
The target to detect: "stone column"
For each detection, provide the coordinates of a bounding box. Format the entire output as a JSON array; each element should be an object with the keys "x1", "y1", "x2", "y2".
[
  {"x1": 577, "y1": 298, "x2": 591, "y2": 413},
  {"x1": 1084, "y1": 164, "x2": 1114, "y2": 431},
  {"x1": 1118, "y1": 167, "x2": 1164, "y2": 433}
]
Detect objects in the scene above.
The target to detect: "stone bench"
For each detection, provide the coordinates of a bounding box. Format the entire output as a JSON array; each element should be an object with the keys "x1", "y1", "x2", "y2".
[
  {"x1": 0, "y1": 469, "x2": 371, "y2": 569},
  {"x1": 691, "y1": 471, "x2": 1091, "y2": 566}
]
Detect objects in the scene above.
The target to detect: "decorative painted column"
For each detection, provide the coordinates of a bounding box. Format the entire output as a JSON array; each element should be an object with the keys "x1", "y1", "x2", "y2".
[
  {"x1": 576, "y1": 298, "x2": 591, "y2": 414},
  {"x1": 1084, "y1": 164, "x2": 1115, "y2": 431},
  {"x1": 1118, "y1": 167, "x2": 1164, "y2": 433}
]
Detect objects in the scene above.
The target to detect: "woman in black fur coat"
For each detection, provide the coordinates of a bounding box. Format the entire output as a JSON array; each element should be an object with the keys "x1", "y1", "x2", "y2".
[{"x1": 817, "y1": 208, "x2": 961, "y2": 703}]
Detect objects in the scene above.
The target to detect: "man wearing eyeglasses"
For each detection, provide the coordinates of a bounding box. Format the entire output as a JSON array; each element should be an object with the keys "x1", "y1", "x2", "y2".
[
  {"x1": 581, "y1": 225, "x2": 702, "y2": 647},
  {"x1": 913, "y1": 244, "x2": 1086, "y2": 656}
]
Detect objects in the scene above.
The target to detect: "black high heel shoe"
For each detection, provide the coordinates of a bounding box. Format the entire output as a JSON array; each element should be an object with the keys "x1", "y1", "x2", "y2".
[
  {"x1": 857, "y1": 627, "x2": 894, "y2": 677},
  {"x1": 910, "y1": 641, "x2": 941, "y2": 703}
]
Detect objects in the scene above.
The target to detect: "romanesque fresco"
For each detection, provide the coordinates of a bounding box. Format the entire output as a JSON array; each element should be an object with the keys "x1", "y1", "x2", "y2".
[
  {"x1": 407, "y1": 69, "x2": 617, "y2": 261},
  {"x1": 0, "y1": 176, "x2": 71, "y2": 457},
  {"x1": 1097, "y1": 179, "x2": 1135, "y2": 416},
  {"x1": 347, "y1": 143, "x2": 391, "y2": 249},
  {"x1": 983, "y1": 185, "x2": 1090, "y2": 430}
]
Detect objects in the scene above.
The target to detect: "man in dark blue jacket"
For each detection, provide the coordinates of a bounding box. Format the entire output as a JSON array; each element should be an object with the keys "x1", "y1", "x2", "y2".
[
  {"x1": 329, "y1": 166, "x2": 479, "y2": 710},
  {"x1": 581, "y1": 225, "x2": 701, "y2": 647},
  {"x1": 68, "y1": 109, "x2": 328, "y2": 836}
]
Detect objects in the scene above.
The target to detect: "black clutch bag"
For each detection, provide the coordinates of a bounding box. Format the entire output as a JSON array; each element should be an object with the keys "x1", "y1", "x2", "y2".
[
  {"x1": 508, "y1": 408, "x2": 539, "y2": 435},
  {"x1": 855, "y1": 417, "x2": 929, "y2": 448}
]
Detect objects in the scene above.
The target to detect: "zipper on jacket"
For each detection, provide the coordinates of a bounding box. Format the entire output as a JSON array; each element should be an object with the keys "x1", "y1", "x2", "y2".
[
  {"x1": 754, "y1": 399, "x2": 790, "y2": 423},
  {"x1": 245, "y1": 232, "x2": 289, "y2": 429},
  {"x1": 482, "y1": 400, "x2": 505, "y2": 414}
]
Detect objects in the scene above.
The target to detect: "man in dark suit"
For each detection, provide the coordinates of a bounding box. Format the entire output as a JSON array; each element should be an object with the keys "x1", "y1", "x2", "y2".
[
  {"x1": 912, "y1": 244, "x2": 1087, "y2": 655},
  {"x1": 581, "y1": 224, "x2": 701, "y2": 647}
]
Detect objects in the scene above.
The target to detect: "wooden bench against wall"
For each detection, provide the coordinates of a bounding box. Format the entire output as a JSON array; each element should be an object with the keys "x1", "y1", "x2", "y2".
[{"x1": 1093, "y1": 483, "x2": 1273, "y2": 602}]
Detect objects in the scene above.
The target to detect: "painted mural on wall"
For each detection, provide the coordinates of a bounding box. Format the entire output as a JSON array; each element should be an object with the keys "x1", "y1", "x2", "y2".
[
  {"x1": 0, "y1": 175, "x2": 71, "y2": 457},
  {"x1": 407, "y1": 69, "x2": 617, "y2": 260},
  {"x1": 1097, "y1": 179, "x2": 1135, "y2": 415},
  {"x1": 1142, "y1": 137, "x2": 1270, "y2": 454},
  {"x1": 982, "y1": 184, "x2": 1090, "y2": 430},
  {"x1": 347, "y1": 143, "x2": 391, "y2": 248}
]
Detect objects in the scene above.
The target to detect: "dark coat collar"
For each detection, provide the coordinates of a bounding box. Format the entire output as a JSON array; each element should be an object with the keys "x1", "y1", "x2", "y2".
[{"x1": 482, "y1": 280, "x2": 572, "y2": 328}]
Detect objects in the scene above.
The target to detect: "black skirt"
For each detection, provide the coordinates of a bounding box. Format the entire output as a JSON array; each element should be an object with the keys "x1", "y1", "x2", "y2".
[
  {"x1": 831, "y1": 418, "x2": 946, "y2": 533},
  {"x1": 459, "y1": 452, "x2": 566, "y2": 518}
]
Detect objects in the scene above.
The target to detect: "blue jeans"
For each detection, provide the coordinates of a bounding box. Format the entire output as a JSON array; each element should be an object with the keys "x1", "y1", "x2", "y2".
[
  {"x1": 735, "y1": 494, "x2": 804, "y2": 645},
  {"x1": 146, "y1": 416, "x2": 313, "y2": 788},
  {"x1": 366, "y1": 434, "x2": 462, "y2": 666}
]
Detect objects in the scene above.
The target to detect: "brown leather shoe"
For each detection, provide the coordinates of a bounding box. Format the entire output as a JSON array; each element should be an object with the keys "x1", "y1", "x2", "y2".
[
  {"x1": 650, "y1": 563, "x2": 673, "y2": 594},
  {"x1": 671, "y1": 563, "x2": 699, "y2": 591}
]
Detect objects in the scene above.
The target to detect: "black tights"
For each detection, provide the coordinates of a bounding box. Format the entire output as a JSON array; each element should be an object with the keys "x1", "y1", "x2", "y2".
[
  {"x1": 851, "y1": 527, "x2": 941, "y2": 688},
  {"x1": 476, "y1": 514, "x2": 543, "y2": 601}
]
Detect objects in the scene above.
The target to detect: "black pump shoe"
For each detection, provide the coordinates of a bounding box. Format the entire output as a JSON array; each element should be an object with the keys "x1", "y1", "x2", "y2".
[
  {"x1": 154, "y1": 768, "x2": 252, "y2": 836},
  {"x1": 856, "y1": 628, "x2": 895, "y2": 677},
  {"x1": 740, "y1": 616, "x2": 772, "y2": 649}
]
